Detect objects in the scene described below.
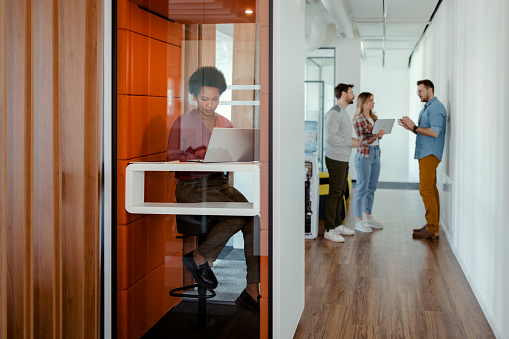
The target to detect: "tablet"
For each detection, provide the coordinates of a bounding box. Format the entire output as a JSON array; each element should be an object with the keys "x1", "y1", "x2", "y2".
[{"x1": 372, "y1": 119, "x2": 395, "y2": 134}]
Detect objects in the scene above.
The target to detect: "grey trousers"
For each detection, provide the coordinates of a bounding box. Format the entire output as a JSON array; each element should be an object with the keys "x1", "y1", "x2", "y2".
[{"x1": 175, "y1": 173, "x2": 260, "y2": 284}]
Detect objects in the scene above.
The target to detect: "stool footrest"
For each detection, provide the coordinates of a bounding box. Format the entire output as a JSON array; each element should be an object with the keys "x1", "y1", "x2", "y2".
[{"x1": 169, "y1": 284, "x2": 216, "y2": 299}]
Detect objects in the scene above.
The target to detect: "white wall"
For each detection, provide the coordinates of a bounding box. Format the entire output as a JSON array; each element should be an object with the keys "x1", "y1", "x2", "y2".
[
  {"x1": 328, "y1": 38, "x2": 362, "y2": 176},
  {"x1": 273, "y1": 0, "x2": 306, "y2": 337},
  {"x1": 332, "y1": 38, "x2": 361, "y2": 90},
  {"x1": 410, "y1": 1, "x2": 509, "y2": 337},
  {"x1": 358, "y1": 65, "x2": 415, "y2": 182}
]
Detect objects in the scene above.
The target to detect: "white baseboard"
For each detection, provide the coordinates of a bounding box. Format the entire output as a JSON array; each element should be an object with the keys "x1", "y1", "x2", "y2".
[{"x1": 442, "y1": 228, "x2": 503, "y2": 339}]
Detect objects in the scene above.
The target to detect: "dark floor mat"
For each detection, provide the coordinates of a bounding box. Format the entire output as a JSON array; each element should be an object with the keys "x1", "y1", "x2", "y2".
[{"x1": 142, "y1": 300, "x2": 260, "y2": 339}]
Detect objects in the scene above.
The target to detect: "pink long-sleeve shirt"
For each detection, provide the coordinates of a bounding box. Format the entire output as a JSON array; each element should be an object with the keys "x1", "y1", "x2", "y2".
[{"x1": 166, "y1": 109, "x2": 233, "y2": 179}]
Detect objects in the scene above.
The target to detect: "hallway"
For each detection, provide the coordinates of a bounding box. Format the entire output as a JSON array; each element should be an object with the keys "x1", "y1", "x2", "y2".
[{"x1": 294, "y1": 189, "x2": 494, "y2": 338}]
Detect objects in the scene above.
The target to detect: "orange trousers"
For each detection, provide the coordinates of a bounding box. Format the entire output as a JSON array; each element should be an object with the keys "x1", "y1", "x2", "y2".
[{"x1": 418, "y1": 155, "x2": 440, "y2": 233}]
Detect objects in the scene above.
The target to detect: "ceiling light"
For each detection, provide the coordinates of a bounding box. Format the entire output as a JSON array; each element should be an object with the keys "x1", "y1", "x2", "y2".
[{"x1": 245, "y1": 10, "x2": 253, "y2": 14}]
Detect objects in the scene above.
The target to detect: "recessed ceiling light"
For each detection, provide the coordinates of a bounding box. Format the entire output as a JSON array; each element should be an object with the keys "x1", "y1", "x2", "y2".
[{"x1": 245, "y1": 10, "x2": 253, "y2": 14}]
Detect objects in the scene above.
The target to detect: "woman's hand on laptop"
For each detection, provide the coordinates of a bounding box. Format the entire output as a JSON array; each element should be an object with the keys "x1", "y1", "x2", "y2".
[{"x1": 194, "y1": 146, "x2": 207, "y2": 159}]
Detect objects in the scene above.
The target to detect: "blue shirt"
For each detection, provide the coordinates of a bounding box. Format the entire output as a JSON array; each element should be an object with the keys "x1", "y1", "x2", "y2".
[{"x1": 414, "y1": 97, "x2": 447, "y2": 160}]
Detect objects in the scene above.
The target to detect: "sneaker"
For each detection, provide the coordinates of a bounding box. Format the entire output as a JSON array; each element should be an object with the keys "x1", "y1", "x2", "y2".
[
  {"x1": 324, "y1": 230, "x2": 345, "y2": 243},
  {"x1": 355, "y1": 219, "x2": 372, "y2": 233},
  {"x1": 334, "y1": 225, "x2": 355, "y2": 236},
  {"x1": 365, "y1": 216, "x2": 383, "y2": 229}
]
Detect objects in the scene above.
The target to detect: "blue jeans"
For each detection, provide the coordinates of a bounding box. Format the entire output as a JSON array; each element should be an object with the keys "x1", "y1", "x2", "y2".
[{"x1": 354, "y1": 146, "x2": 381, "y2": 218}]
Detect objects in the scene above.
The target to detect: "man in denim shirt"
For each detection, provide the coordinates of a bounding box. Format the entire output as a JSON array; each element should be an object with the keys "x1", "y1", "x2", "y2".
[{"x1": 398, "y1": 80, "x2": 447, "y2": 239}]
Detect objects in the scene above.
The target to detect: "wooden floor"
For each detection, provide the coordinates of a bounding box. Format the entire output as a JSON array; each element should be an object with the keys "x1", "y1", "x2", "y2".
[{"x1": 294, "y1": 189, "x2": 494, "y2": 339}]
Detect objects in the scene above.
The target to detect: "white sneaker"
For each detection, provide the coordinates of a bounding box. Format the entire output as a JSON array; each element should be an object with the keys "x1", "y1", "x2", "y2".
[
  {"x1": 365, "y1": 216, "x2": 383, "y2": 229},
  {"x1": 324, "y1": 230, "x2": 345, "y2": 243},
  {"x1": 355, "y1": 219, "x2": 372, "y2": 233},
  {"x1": 334, "y1": 225, "x2": 355, "y2": 236}
]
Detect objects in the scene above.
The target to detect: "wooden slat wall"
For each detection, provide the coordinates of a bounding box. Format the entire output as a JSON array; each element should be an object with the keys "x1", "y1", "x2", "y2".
[
  {"x1": 0, "y1": 0, "x2": 6, "y2": 335},
  {"x1": 0, "y1": 0, "x2": 103, "y2": 338}
]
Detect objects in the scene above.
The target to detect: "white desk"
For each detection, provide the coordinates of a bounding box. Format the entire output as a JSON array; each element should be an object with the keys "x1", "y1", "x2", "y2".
[{"x1": 125, "y1": 161, "x2": 261, "y2": 216}]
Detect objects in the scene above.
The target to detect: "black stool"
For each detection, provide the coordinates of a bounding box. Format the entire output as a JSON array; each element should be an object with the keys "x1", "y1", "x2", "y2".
[{"x1": 169, "y1": 215, "x2": 218, "y2": 328}]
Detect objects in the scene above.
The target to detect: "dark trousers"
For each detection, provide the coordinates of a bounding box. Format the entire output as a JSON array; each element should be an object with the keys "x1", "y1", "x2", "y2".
[
  {"x1": 175, "y1": 173, "x2": 260, "y2": 284},
  {"x1": 324, "y1": 157, "x2": 349, "y2": 230}
]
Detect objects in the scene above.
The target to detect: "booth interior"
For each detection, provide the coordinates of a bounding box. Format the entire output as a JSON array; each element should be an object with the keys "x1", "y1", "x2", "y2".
[{"x1": 115, "y1": 0, "x2": 270, "y2": 338}]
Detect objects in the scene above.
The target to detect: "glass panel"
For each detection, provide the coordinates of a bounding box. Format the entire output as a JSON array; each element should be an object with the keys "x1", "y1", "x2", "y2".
[
  {"x1": 305, "y1": 48, "x2": 336, "y2": 171},
  {"x1": 118, "y1": 1, "x2": 266, "y2": 338},
  {"x1": 305, "y1": 81, "x2": 323, "y2": 165}
]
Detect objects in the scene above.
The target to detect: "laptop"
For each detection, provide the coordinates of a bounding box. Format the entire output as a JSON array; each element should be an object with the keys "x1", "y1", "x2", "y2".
[
  {"x1": 372, "y1": 119, "x2": 395, "y2": 134},
  {"x1": 192, "y1": 128, "x2": 259, "y2": 163}
]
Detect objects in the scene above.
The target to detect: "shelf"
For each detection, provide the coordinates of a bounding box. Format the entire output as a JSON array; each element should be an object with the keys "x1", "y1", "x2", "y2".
[
  {"x1": 126, "y1": 202, "x2": 258, "y2": 216},
  {"x1": 125, "y1": 161, "x2": 261, "y2": 215}
]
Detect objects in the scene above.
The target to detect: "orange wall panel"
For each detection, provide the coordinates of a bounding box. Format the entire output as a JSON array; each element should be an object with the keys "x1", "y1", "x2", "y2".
[
  {"x1": 117, "y1": 0, "x2": 129, "y2": 30},
  {"x1": 127, "y1": 32, "x2": 149, "y2": 95},
  {"x1": 117, "y1": 214, "x2": 180, "y2": 290},
  {"x1": 259, "y1": 297, "x2": 269, "y2": 339},
  {"x1": 260, "y1": 255, "x2": 269, "y2": 298},
  {"x1": 148, "y1": 37, "x2": 169, "y2": 96},
  {"x1": 145, "y1": 168, "x2": 177, "y2": 203},
  {"x1": 164, "y1": 215, "x2": 181, "y2": 256},
  {"x1": 117, "y1": 95, "x2": 168, "y2": 160},
  {"x1": 167, "y1": 45, "x2": 183, "y2": 98},
  {"x1": 117, "y1": 0, "x2": 183, "y2": 47},
  {"x1": 117, "y1": 253, "x2": 183, "y2": 339},
  {"x1": 166, "y1": 98, "x2": 182, "y2": 132},
  {"x1": 117, "y1": 215, "x2": 167, "y2": 289},
  {"x1": 117, "y1": 31, "x2": 176, "y2": 97},
  {"x1": 117, "y1": 30, "x2": 129, "y2": 95},
  {"x1": 117, "y1": 30, "x2": 151, "y2": 96}
]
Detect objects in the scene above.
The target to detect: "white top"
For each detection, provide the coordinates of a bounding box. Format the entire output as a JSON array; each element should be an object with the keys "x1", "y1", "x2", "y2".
[{"x1": 368, "y1": 118, "x2": 379, "y2": 146}]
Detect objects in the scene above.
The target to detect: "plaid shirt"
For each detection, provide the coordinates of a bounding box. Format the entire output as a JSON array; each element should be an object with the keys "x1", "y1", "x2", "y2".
[{"x1": 353, "y1": 113, "x2": 379, "y2": 158}]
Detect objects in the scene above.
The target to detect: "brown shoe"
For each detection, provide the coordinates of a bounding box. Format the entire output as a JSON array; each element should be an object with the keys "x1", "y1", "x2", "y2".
[
  {"x1": 412, "y1": 225, "x2": 426, "y2": 232},
  {"x1": 412, "y1": 229, "x2": 439, "y2": 239}
]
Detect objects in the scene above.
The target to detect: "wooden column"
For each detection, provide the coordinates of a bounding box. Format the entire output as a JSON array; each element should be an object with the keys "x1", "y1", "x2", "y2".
[
  {"x1": 0, "y1": 0, "x2": 103, "y2": 337},
  {"x1": 183, "y1": 24, "x2": 199, "y2": 115},
  {"x1": 232, "y1": 23, "x2": 257, "y2": 128},
  {"x1": 183, "y1": 24, "x2": 216, "y2": 114}
]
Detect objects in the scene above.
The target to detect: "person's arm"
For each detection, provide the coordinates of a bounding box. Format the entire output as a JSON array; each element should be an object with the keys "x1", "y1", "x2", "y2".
[
  {"x1": 166, "y1": 118, "x2": 207, "y2": 161},
  {"x1": 414, "y1": 126, "x2": 438, "y2": 137},
  {"x1": 425, "y1": 106, "x2": 445, "y2": 137},
  {"x1": 325, "y1": 112, "x2": 355, "y2": 147},
  {"x1": 354, "y1": 117, "x2": 380, "y2": 145},
  {"x1": 398, "y1": 115, "x2": 440, "y2": 137}
]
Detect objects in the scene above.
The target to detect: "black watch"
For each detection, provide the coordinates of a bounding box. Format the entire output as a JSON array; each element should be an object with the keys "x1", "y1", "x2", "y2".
[{"x1": 413, "y1": 125, "x2": 418, "y2": 133}]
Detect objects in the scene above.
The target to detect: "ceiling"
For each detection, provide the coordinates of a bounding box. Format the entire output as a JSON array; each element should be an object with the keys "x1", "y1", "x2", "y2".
[
  {"x1": 130, "y1": 0, "x2": 256, "y2": 24},
  {"x1": 131, "y1": 0, "x2": 440, "y2": 67},
  {"x1": 305, "y1": 0, "x2": 442, "y2": 68},
  {"x1": 348, "y1": 0, "x2": 441, "y2": 67}
]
